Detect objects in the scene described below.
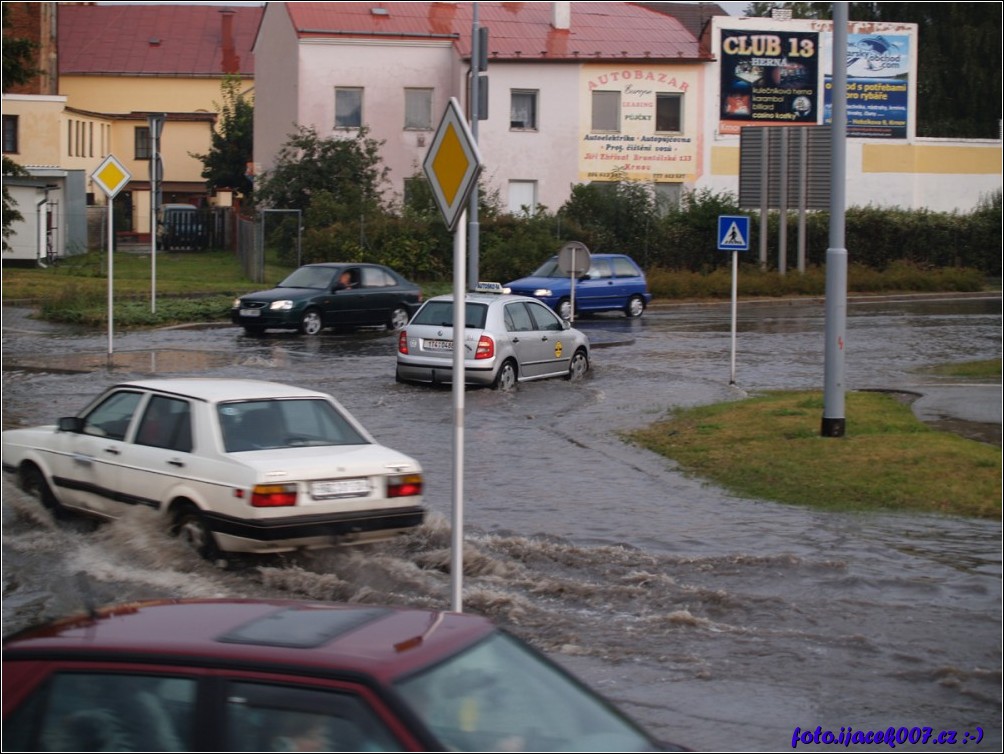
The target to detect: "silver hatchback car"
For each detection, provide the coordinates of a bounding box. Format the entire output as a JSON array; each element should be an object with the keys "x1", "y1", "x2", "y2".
[{"x1": 396, "y1": 287, "x2": 590, "y2": 390}]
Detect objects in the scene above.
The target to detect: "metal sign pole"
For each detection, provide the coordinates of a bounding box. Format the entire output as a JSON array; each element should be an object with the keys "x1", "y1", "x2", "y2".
[
  {"x1": 450, "y1": 212, "x2": 467, "y2": 613},
  {"x1": 107, "y1": 203, "x2": 114, "y2": 355},
  {"x1": 730, "y1": 249, "x2": 738, "y2": 385}
]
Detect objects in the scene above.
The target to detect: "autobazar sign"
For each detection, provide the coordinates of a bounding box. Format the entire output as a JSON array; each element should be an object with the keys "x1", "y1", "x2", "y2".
[
  {"x1": 719, "y1": 29, "x2": 820, "y2": 134},
  {"x1": 579, "y1": 65, "x2": 699, "y2": 184}
]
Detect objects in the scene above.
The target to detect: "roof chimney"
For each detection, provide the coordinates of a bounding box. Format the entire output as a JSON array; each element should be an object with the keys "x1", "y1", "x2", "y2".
[
  {"x1": 552, "y1": 2, "x2": 570, "y2": 30},
  {"x1": 220, "y1": 9, "x2": 239, "y2": 74}
]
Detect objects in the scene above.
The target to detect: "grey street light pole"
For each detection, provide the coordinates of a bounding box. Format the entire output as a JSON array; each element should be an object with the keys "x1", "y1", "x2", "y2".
[{"x1": 822, "y1": 3, "x2": 848, "y2": 437}]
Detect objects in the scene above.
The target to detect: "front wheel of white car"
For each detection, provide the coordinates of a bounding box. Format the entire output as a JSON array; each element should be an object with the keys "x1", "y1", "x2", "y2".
[
  {"x1": 567, "y1": 349, "x2": 589, "y2": 381},
  {"x1": 21, "y1": 464, "x2": 64, "y2": 516}
]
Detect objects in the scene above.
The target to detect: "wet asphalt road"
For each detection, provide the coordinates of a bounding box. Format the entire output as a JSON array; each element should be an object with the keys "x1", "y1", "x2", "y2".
[{"x1": 2, "y1": 293, "x2": 1001, "y2": 751}]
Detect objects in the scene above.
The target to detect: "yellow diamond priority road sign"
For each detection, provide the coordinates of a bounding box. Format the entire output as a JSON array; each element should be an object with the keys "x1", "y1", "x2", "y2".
[
  {"x1": 423, "y1": 98, "x2": 483, "y2": 231},
  {"x1": 91, "y1": 154, "x2": 132, "y2": 198}
]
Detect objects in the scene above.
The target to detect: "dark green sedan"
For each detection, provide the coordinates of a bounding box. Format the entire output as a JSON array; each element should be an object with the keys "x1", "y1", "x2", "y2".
[{"x1": 232, "y1": 263, "x2": 422, "y2": 336}]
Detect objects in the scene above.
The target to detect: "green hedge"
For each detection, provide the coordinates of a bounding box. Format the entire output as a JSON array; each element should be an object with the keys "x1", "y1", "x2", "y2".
[{"x1": 264, "y1": 184, "x2": 1001, "y2": 285}]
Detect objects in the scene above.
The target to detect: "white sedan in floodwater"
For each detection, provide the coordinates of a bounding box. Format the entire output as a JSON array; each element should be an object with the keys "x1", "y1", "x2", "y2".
[{"x1": 1, "y1": 378, "x2": 424, "y2": 558}]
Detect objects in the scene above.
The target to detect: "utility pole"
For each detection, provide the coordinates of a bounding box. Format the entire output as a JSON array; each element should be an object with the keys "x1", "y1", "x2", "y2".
[
  {"x1": 822, "y1": 4, "x2": 848, "y2": 437},
  {"x1": 467, "y1": 4, "x2": 488, "y2": 290}
]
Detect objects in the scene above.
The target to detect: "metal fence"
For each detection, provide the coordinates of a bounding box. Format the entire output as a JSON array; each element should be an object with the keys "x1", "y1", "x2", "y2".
[{"x1": 235, "y1": 214, "x2": 263, "y2": 283}]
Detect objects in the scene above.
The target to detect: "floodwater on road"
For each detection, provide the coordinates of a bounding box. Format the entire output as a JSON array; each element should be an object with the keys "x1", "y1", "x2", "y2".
[{"x1": 2, "y1": 294, "x2": 1001, "y2": 751}]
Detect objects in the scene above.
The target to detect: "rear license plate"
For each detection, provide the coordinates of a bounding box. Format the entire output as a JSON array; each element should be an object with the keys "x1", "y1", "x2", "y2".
[
  {"x1": 240, "y1": 308, "x2": 261, "y2": 317},
  {"x1": 310, "y1": 478, "x2": 370, "y2": 499},
  {"x1": 424, "y1": 339, "x2": 453, "y2": 351}
]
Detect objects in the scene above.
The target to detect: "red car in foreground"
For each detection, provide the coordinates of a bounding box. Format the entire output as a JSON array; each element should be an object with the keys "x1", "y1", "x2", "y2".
[{"x1": 3, "y1": 598, "x2": 670, "y2": 752}]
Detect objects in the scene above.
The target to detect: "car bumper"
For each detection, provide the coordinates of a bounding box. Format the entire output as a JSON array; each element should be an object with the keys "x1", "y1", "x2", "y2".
[
  {"x1": 231, "y1": 311, "x2": 300, "y2": 330},
  {"x1": 204, "y1": 505, "x2": 426, "y2": 554},
  {"x1": 396, "y1": 359, "x2": 497, "y2": 386}
]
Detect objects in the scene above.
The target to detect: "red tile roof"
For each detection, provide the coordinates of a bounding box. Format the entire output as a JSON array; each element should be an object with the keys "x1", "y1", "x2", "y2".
[
  {"x1": 58, "y1": 4, "x2": 263, "y2": 76},
  {"x1": 282, "y1": 2, "x2": 708, "y2": 62}
]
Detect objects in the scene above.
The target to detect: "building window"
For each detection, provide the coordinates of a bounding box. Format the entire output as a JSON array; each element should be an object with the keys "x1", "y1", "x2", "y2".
[
  {"x1": 335, "y1": 87, "x2": 363, "y2": 128},
  {"x1": 508, "y1": 180, "x2": 537, "y2": 215},
  {"x1": 135, "y1": 126, "x2": 152, "y2": 159},
  {"x1": 404, "y1": 88, "x2": 433, "y2": 130},
  {"x1": 656, "y1": 93, "x2": 682, "y2": 133},
  {"x1": 510, "y1": 90, "x2": 538, "y2": 130},
  {"x1": 3, "y1": 114, "x2": 18, "y2": 153},
  {"x1": 67, "y1": 120, "x2": 74, "y2": 157},
  {"x1": 654, "y1": 182, "x2": 682, "y2": 215},
  {"x1": 591, "y1": 91, "x2": 620, "y2": 132}
]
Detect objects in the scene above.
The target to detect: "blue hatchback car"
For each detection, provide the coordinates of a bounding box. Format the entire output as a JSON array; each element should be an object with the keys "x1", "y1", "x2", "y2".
[{"x1": 505, "y1": 253, "x2": 652, "y2": 320}]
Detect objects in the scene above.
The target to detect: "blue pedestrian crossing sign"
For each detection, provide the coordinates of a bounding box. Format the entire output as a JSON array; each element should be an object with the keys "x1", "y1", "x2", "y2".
[{"x1": 718, "y1": 215, "x2": 750, "y2": 251}]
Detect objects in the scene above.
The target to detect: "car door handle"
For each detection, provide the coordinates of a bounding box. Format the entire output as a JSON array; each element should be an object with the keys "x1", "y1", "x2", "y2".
[
  {"x1": 167, "y1": 459, "x2": 185, "y2": 468},
  {"x1": 103, "y1": 447, "x2": 120, "y2": 456}
]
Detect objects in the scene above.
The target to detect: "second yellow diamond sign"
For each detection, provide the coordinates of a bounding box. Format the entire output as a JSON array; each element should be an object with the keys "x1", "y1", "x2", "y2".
[{"x1": 423, "y1": 98, "x2": 483, "y2": 232}]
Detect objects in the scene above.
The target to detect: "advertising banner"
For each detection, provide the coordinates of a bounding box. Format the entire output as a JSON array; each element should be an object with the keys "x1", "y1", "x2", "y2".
[
  {"x1": 823, "y1": 33, "x2": 911, "y2": 138},
  {"x1": 579, "y1": 65, "x2": 700, "y2": 184},
  {"x1": 719, "y1": 29, "x2": 820, "y2": 135}
]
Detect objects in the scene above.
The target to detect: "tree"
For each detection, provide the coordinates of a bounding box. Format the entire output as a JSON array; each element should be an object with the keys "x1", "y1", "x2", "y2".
[
  {"x1": 2, "y1": 5, "x2": 37, "y2": 251},
  {"x1": 559, "y1": 172, "x2": 659, "y2": 261},
  {"x1": 742, "y1": 2, "x2": 1002, "y2": 138},
  {"x1": 191, "y1": 75, "x2": 254, "y2": 199},
  {"x1": 254, "y1": 125, "x2": 388, "y2": 217}
]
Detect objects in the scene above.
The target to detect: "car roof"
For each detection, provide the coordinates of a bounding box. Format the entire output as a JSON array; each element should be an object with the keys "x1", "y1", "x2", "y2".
[
  {"x1": 3, "y1": 599, "x2": 495, "y2": 683},
  {"x1": 424, "y1": 292, "x2": 537, "y2": 306},
  {"x1": 301, "y1": 262, "x2": 384, "y2": 269},
  {"x1": 108, "y1": 378, "x2": 332, "y2": 404},
  {"x1": 548, "y1": 253, "x2": 633, "y2": 260}
]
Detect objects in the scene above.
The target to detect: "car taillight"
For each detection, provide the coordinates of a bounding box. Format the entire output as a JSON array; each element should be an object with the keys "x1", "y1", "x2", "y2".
[
  {"x1": 475, "y1": 335, "x2": 494, "y2": 360},
  {"x1": 251, "y1": 483, "x2": 297, "y2": 507},
  {"x1": 398, "y1": 329, "x2": 409, "y2": 355},
  {"x1": 388, "y1": 473, "x2": 423, "y2": 498}
]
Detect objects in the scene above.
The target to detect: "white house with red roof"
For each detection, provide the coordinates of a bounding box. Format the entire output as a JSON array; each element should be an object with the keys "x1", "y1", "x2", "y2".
[{"x1": 252, "y1": 1, "x2": 712, "y2": 214}]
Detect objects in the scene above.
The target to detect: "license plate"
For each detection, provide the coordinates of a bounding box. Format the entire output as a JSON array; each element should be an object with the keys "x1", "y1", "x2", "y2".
[
  {"x1": 424, "y1": 339, "x2": 453, "y2": 351},
  {"x1": 240, "y1": 308, "x2": 261, "y2": 317},
  {"x1": 310, "y1": 478, "x2": 370, "y2": 499}
]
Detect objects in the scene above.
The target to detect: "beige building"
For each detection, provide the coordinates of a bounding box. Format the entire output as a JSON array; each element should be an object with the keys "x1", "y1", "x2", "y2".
[{"x1": 3, "y1": 2, "x2": 261, "y2": 261}]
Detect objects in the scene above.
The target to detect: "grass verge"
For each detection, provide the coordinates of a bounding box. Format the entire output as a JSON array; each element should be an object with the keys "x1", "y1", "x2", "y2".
[
  {"x1": 919, "y1": 358, "x2": 1002, "y2": 381},
  {"x1": 2, "y1": 251, "x2": 996, "y2": 329},
  {"x1": 625, "y1": 390, "x2": 1001, "y2": 519}
]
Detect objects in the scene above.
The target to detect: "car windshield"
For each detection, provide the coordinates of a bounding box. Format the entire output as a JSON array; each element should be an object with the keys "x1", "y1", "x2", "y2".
[
  {"x1": 278, "y1": 267, "x2": 337, "y2": 290},
  {"x1": 217, "y1": 399, "x2": 369, "y2": 452},
  {"x1": 530, "y1": 258, "x2": 562, "y2": 277},
  {"x1": 411, "y1": 301, "x2": 489, "y2": 329},
  {"x1": 394, "y1": 632, "x2": 655, "y2": 752}
]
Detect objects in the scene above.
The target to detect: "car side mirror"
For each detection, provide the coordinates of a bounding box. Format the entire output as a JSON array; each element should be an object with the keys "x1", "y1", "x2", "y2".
[
  {"x1": 561, "y1": 319, "x2": 570, "y2": 330},
  {"x1": 58, "y1": 416, "x2": 83, "y2": 433}
]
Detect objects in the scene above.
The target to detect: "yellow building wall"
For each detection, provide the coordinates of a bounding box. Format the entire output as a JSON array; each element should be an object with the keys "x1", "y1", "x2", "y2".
[
  {"x1": 861, "y1": 144, "x2": 1003, "y2": 174},
  {"x1": 2, "y1": 96, "x2": 65, "y2": 166},
  {"x1": 60, "y1": 75, "x2": 228, "y2": 114},
  {"x1": 105, "y1": 119, "x2": 213, "y2": 186}
]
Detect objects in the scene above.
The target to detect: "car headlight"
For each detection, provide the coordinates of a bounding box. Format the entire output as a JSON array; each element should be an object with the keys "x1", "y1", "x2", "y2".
[
  {"x1": 232, "y1": 298, "x2": 241, "y2": 309},
  {"x1": 533, "y1": 288, "x2": 552, "y2": 298},
  {"x1": 270, "y1": 300, "x2": 294, "y2": 311}
]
